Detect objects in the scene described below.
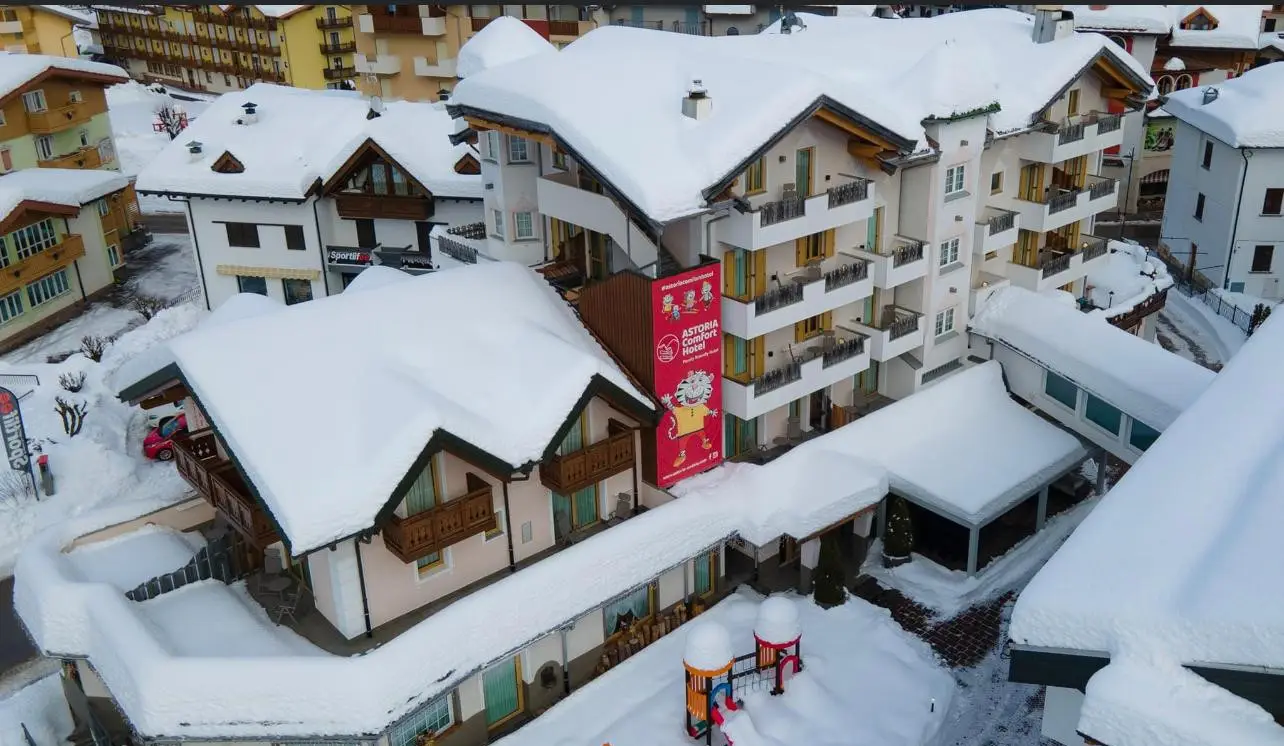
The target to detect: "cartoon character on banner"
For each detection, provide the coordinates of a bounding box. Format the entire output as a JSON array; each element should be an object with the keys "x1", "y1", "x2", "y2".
[
  {"x1": 660, "y1": 369, "x2": 718, "y2": 468},
  {"x1": 662, "y1": 293, "x2": 683, "y2": 322},
  {"x1": 700, "y1": 280, "x2": 715, "y2": 309}
]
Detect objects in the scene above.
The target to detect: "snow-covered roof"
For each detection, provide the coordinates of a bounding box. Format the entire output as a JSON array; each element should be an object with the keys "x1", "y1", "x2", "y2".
[
  {"x1": 1084, "y1": 240, "x2": 1173, "y2": 321},
  {"x1": 971, "y1": 286, "x2": 1214, "y2": 430},
  {"x1": 1168, "y1": 4, "x2": 1271, "y2": 49},
  {"x1": 1163, "y1": 62, "x2": 1284, "y2": 148},
  {"x1": 449, "y1": 9, "x2": 1150, "y2": 223},
  {"x1": 703, "y1": 5, "x2": 755, "y2": 15},
  {"x1": 1067, "y1": 5, "x2": 1171, "y2": 34},
  {"x1": 1009, "y1": 315, "x2": 1284, "y2": 738},
  {"x1": 35, "y1": 4, "x2": 96, "y2": 26},
  {"x1": 0, "y1": 53, "x2": 126, "y2": 103},
  {"x1": 218, "y1": 4, "x2": 310, "y2": 19},
  {"x1": 808, "y1": 361, "x2": 1086, "y2": 524},
  {"x1": 169, "y1": 262, "x2": 654, "y2": 555},
  {"x1": 457, "y1": 16, "x2": 556, "y2": 79},
  {"x1": 0, "y1": 168, "x2": 130, "y2": 224},
  {"x1": 136, "y1": 83, "x2": 481, "y2": 200},
  {"x1": 1163, "y1": 55, "x2": 1186, "y2": 70}
]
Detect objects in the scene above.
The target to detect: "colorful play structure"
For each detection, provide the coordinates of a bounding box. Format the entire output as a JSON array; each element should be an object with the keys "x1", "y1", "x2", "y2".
[{"x1": 683, "y1": 597, "x2": 803, "y2": 745}]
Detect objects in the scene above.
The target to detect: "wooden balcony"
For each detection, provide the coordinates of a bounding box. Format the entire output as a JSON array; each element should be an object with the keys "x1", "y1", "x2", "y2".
[
  {"x1": 333, "y1": 193, "x2": 434, "y2": 220},
  {"x1": 322, "y1": 66, "x2": 356, "y2": 80},
  {"x1": 26, "y1": 103, "x2": 91, "y2": 134},
  {"x1": 0, "y1": 234, "x2": 85, "y2": 297},
  {"x1": 540, "y1": 426, "x2": 635, "y2": 495},
  {"x1": 382, "y1": 473, "x2": 497, "y2": 563},
  {"x1": 372, "y1": 14, "x2": 423, "y2": 33},
  {"x1": 173, "y1": 432, "x2": 280, "y2": 548},
  {"x1": 317, "y1": 15, "x2": 354, "y2": 29},
  {"x1": 37, "y1": 146, "x2": 102, "y2": 170},
  {"x1": 319, "y1": 41, "x2": 356, "y2": 54}
]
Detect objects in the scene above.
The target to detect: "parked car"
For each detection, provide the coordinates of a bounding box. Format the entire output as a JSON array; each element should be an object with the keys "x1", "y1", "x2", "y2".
[
  {"x1": 145, "y1": 401, "x2": 183, "y2": 429},
  {"x1": 143, "y1": 414, "x2": 187, "y2": 461}
]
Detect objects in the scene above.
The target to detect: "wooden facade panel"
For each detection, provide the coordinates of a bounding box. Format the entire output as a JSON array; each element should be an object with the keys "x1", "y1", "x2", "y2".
[
  {"x1": 333, "y1": 193, "x2": 433, "y2": 221},
  {"x1": 577, "y1": 271, "x2": 655, "y2": 391},
  {"x1": 0, "y1": 234, "x2": 86, "y2": 297}
]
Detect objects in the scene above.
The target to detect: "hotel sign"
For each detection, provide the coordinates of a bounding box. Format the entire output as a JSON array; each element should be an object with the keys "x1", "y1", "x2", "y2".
[{"x1": 327, "y1": 248, "x2": 373, "y2": 267}]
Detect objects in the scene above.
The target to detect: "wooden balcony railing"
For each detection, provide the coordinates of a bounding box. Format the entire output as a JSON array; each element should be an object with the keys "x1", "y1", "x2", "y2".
[
  {"x1": 173, "y1": 432, "x2": 280, "y2": 548},
  {"x1": 26, "y1": 103, "x2": 91, "y2": 134},
  {"x1": 540, "y1": 426, "x2": 635, "y2": 494},
  {"x1": 383, "y1": 473, "x2": 497, "y2": 563},
  {"x1": 374, "y1": 14, "x2": 423, "y2": 33},
  {"x1": 548, "y1": 19, "x2": 580, "y2": 36},
  {"x1": 322, "y1": 66, "x2": 356, "y2": 80},
  {"x1": 319, "y1": 41, "x2": 356, "y2": 54},
  {"x1": 334, "y1": 193, "x2": 434, "y2": 220},
  {"x1": 37, "y1": 146, "x2": 101, "y2": 170},
  {"x1": 317, "y1": 15, "x2": 354, "y2": 29},
  {"x1": 0, "y1": 234, "x2": 85, "y2": 297}
]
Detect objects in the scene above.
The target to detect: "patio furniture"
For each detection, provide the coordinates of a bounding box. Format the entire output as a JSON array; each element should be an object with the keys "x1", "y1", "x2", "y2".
[{"x1": 272, "y1": 588, "x2": 301, "y2": 626}]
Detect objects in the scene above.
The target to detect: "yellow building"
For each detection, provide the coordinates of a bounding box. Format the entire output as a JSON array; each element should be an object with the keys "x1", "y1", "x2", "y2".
[
  {"x1": 0, "y1": 4, "x2": 93, "y2": 58},
  {"x1": 0, "y1": 54, "x2": 128, "y2": 174},
  {"x1": 94, "y1": 4, "x2": 355, "y2": 93},
  {"x1": 0, "y1": 168, "x2": 147, "y2": 352},
  {"x1": 353, "y1": 5, "x2": 597, "y2": 101}
]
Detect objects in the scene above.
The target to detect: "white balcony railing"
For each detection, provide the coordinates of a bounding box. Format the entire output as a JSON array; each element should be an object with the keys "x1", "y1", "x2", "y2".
[
  {"x1": 846, "y1": 304, "x2": 925, "y2": 362},
  {"x1": 1010, "y1": 111, "x2": 1125, "y2": 164},
  {"x1": 717, "y1": 178, "x2": 875, "y2": 251},
  {"x1": 722, "y1": 329, "x2": 871, "y2": 421},
  {"x1": 721, "y1": 253, "x2": 873, "y2": 339},
  {"x1": 1010, "y1": 176, "x2": 1117, "y2": 234}
]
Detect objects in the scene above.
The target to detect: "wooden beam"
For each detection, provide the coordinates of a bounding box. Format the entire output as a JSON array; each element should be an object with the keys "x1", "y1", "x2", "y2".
[
  {"x1": 1102, "y1": 87, "x2": 1134, "y2": 99},
  {"x1": 813, "y1": 107, "x2": 899, "y2": 151},
  {"x1": 847, "y1": 140, "x2": 883, "y2": 159},
  {"x1": 463, "y1": 117, "x2": 555, "y2": 147},
  {"x1": 140, "y1": 384, "x2": 188, "y2": 410},
  {"x1": 1093, "y1": 58, "x2": 1138, "y2": 92}
]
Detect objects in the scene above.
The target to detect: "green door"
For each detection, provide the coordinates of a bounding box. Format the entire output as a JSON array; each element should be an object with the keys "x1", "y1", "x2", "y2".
[
  {"x1": 552, "y1": 485, "x2": 598, "y2": 541},
  {"x1": 694, "y1": 552, "x2": 714, "y2": 596},
  {"x1": 795, "y1": 148, "x2": 813, "y2": 198},
  {"x1": 572, "y1": 485, "x2": 599, "y2": 529},
  {"x1": 482, "y1": 657, "x2": 521, "y2": 726}
]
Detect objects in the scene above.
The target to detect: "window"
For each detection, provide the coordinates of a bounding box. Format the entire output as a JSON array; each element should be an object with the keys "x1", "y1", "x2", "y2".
[
  {"x1": 1252, "y1": 245, "x2": 1274, "y2": 273},
  {"x1": 990, "y1": 171, "x2": 1003, "y2": 195},
  {"x1": 0, "y1": 290, "x2": 22, "y2": 324},
  {"x1": 745, "y1": 157, "x2": 765, "y2": 194},
  {"x1": 1066, "y1": 89, "x2": 1080, "y2": 116},
  {"x1": 224, "y1": 222, "x2": 260, "y2": 248},
  {"x1": 1264, "y1": 188, "x2": 1284, "y2": 216},
  {"x1": 106, "y1": 244, "x2": 121, "y2": 268},
  {"x1": 1201, "y1": 141, "x2": 1213, "y2": 169},
  {"x1": 26, "y1": 270, "x2": 69, "y2": 308},
  {"x1": 389, "y1": 694, "x2": 454, "y2": 746},
  {"x1": 796, "y1": 314, "x2": 824, "y2": 340},
  {"x1": 97, "y1": 139, "x2": 115, "y2": 164},
  {"x1": 97, "y1": 199, "x2": 110, "y2": 217},
  {"x1": 507, "y1": 135, "x2": 529, "y2": 163},
  {"x1": 694, "y1": 551, "x2": 716, "y2": 596},
  {"x1": 933, "y1": 308, "x2": 955, "y2": 337},
  {"x1": 1194, "y1": 193, "x2": 1205, "y2": 221},
  {"x1": 551, "y1": 147, "x2": 566, "y2": 170},
  {"x1": 34, "y1": 136, "x2": 53, "y2": 161},
  {"x1": 944, "y1": 164, "x2": 965, "y2": 197},
  {"x1": 284, "y1": 224, "x2": 306, "y2": 250},
  {"x1": 1129, "y1": 419, "x2": 1160, "y2": 452},
  {"x1": 1044, "y1": 371, "x2": 1078, "y2": 410},
  {"x1": 0, "y1": 147, "x2": 10, "y2": 173},
  {"x1": 236, "y1": 276, "x2": 267, "y2": 295},
  {"x1": 482, "y1": 130, "x2": 499, "y2": 161},
  {"x1": 1157, "y1": 75, "x2": 1174, "y2": 95},
  {"x1": 21, "y1": 90, "x2": 47, "y2": 113},
  {"x1": 12, "y1": 219, "x2": 58, "y2": 259},
  {"x1": 604, "y1": 584, "x2": 652, "y2": 636},
  {"x1": 491, "y1": 209, "x2": 505, "y2": 239},
  {"x1": 485, "y1": 509, "x2": 505, "y2": 541},
  {"x1": 481, "y1": 657, "x2": 522, "y2": 727},
  {"x1": 1266, "y1": 18, "x2": 1278, "y2": 32},
  {"x1": 938, "y1": 237, "x2": 960, "y2": 267},
  {"x1": 1085, "y1": 394, "x2": 1123, "y2": 435},
  {"x1": 0, "y1": 109, "x2": 6, "y2": 127},
  {"x1": 513, "y1": 211, "x2": 535, "y2": 240},
  {"x1": 282, "y1": 278, "x2": 312, "y2": 305},
  {"x1": 69, "y1": 90, "x2": 83, "y2": 103}
]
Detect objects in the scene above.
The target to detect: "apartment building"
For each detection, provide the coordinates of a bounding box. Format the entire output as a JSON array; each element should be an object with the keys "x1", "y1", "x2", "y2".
[
  {"x1": 1160, "y1": 62, "x2": 1284, "y2": 300},
  {"x1": 135, "y1": 83, "x2": 482, "y2": 309},
  {"x1": 443, "y1": 7, "x2": 1153, "y2": 462},
  {"x1": 0, "y1": 168, "x2": 147, "y2": 351},
  {"x1": 94, "y1": 4, "x2": 358, "y2": 94},
  {"x1": 0, "y1": 4, "x2": 94, "y2": 57},
  {"x1": 0, "y1": 54, "x2": 127, "y2": 173}
]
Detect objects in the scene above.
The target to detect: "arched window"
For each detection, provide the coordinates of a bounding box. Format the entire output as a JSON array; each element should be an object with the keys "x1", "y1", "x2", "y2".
[
  {"x1": 1157, "y1": 75, "x2": 1174, "y2": 95},
  {"x1": 727, "y1": 26, "x2": 739, "y2": 35},
  {"x1": 1108, "y1": 35, "x2": 1128, "y2": 50},
  {"x1": 1176, "y1": 74, "x2": 1194, "y2": 90}
]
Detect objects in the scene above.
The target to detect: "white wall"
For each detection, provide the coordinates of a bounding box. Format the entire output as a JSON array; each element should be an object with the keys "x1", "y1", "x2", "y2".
[
  {"x1": 1041, "y1": 685, "x2": 1086, "y2": 745},
  {"x1": 1227, "y1": 149, "x2": 1284, "y2": 300},
  {"x1": 1160, "y1": 120, "x2": 1246, "y2": 290}
]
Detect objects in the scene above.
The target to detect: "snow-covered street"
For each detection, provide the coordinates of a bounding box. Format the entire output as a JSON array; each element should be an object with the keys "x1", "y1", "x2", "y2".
[{"x1": 106, "y1": 82, "x2": 213, "y2": 214}]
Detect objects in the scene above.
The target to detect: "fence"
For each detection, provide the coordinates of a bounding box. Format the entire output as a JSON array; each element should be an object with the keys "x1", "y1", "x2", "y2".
[
  {"x1": 1152, "y1": 250, "x2": 1256, "y2": 333},
  {"x1": 124, "y1": 532, "x2": 248, "y2": 602}
]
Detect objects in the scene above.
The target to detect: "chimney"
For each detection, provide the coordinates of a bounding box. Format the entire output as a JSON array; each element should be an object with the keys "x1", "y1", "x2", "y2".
[
  {"x1": 367, "y1": 95, "x2": 384, "y2": 120},
  {"x1": 238, "y1": 101, "x2": 258, "y2": 125},
  {"x1": 1202, "y1": 87, "x2": 1219, "y2": 105},
  {"x1": 682, "y1": 80, "x2": 712, "y2": 121},
  {"x1": 1032, "y1": 5, "x2": 1075, "y2": 43},
  {"x1": 186, "y1": 140, "x2": 204, "y2": 162}
]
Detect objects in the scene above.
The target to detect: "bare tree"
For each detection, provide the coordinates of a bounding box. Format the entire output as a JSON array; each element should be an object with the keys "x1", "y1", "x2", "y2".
[
  {"x1": 58, "y1": 371, "x2": 87, "y2": 393},
  {"x1": 0, "y1": 469, "x2": 36, "y2": 509},
  {"x1": 80, "y1": 334, "x2": 112, "y2": 362},
  {"x1": 131, "y1": 294, "x2": 173, "y2": 321},
  {"x1": 154, "y1": 102, "x2": 188, "y2": 140},
  {"x1": 54, "y1": 396, "x2": 89, "y2": 438}
]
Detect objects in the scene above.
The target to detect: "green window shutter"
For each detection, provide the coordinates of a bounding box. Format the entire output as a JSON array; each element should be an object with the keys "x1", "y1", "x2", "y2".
[{"x1": 482, "y1": 657, "x2": 520, "y2": 725}]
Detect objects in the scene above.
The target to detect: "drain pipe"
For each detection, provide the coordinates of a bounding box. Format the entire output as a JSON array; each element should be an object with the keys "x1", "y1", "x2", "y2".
[
  {"x1": 560, "y1": 624, "x2": 572, "y2": 695},
  {"x1": 1224, "y1": 149, "x2": 1254, "y2": 289},
  {"x1": 353, "y1": 535, "x2": 373, "y2": 639},
  {"x1": 502, "y1": 481, "x2": 516, "y2": 573}
]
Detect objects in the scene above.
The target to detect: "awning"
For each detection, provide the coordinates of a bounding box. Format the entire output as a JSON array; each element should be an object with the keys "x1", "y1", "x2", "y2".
[{"x1": 215, "y1": 265, "x2": 320, "y2": 281}]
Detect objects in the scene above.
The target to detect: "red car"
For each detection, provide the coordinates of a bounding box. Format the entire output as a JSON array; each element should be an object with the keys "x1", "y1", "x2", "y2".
[{"x1": 143, "y1": 414, "x2": 187, "y2": 461}]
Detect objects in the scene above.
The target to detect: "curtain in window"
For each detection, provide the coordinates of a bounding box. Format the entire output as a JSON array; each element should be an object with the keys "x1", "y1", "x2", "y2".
[
  {"x1": 557, "y1": 415, "x2": 584, "y2": 454},
  {"x1": 404, "y1": 462, "x2": 437, "y2": 515},
  {"x1": 482, "y1": 658, "x2": 520, "y2": 725},
  {"x1": 604, "y1": 584, "x2": 651, "y2": 634}
]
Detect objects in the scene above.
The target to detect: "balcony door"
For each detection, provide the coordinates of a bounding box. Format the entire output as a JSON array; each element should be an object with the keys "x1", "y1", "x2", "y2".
[
  {"x1": 795, "y1": 147, "x2": 814, "y2": 198},
  {"x1": 482, "y1": 656, "x2": 524, "y2": 728},
  {"x1": 552, "y1": 486, "x2": 598, "y2": 541},
  {"x1": 867, "y1": 206, "x2": 883, "y2": 252},
  {"x1": 1018, "y1": 163, "x2": 1045, "y2": 202},
  {"x1": 722, "y1": 248, "x2": 765, "y2": 301}
]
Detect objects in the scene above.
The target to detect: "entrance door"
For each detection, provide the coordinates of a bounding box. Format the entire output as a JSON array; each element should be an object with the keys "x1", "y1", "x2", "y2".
[
  {"x1": 795, "y1": 147, "x2": 813, "y2": 198},
  {"x1": 553, "y1": 485, "x2": 599, "y2": 542},
  {"x1": 482, "y1": 656, "x2": 523, "y2": 727},
  {"x1": 415, "y1": 221, "x2": 434, "y2": 256},
  {"x1": 808, "y1": 389, "x2": 827, "y2": 431},
  {"x1": 779, "y1": 536, "x2": 799, "y2": 566},
  {"x1": 355, "y1": 219, "x2": 376, "y2": 247}
]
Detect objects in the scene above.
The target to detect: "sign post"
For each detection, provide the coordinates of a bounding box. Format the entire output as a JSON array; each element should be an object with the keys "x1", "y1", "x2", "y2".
[{"x1": 0, "y1": 387, "x2": 38, "y2": 499}]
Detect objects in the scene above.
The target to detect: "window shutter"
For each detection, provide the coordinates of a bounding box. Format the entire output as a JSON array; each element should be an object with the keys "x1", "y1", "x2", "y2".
[
  {"x1": 795, "y1": 236, "x2": 806, "y2": 268},
  {"x1": 822, "y1": 311, "x2": 833, "y2": 330},
  {"x1": 794, "y1": 320, "x2": 806, "y2": 343},
  {"x1": 823, "y1": 229, "x2": 835, "y2": 258},
  {"x1": 752, "y1": 336, "x2": 765, "y2": 377},
  {"x1": 754, "y1": 249, "x2": 767, "y2": 295}
]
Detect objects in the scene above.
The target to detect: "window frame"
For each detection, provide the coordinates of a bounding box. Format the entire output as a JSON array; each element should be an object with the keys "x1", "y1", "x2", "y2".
[
  {"x1": 25, "y1": 270, "x2": 69, "y2": 308},
  {"x1": 106, "y1": 244, "x2": 121, "y2": 268},
  {"x1": 1043, "y1": 370, "x2": 1079, "y2": 410},
  {"x1": 0, "y1": 289, "x2": 22, "y2": 325},
  {"x1": 943, "y1": 164, "x2": 966, "y2": 197},
  {"x1": 1264, "y1": 188, "x2": 1284, "y2": 216},
  {"x1": 745, "y1": 157, "x2": 765, "y2": 194},
  {"x1": 388, "y1": 692, "x2": 455, "y2": 746},
  {"x1": 284, "y1": 224, "x2": 307, "y2": 251},
  {"x1": 1251, "y1": 244, "x2": 1274, "y2": 273},
  {"x1": 482, "y1": 130, "x2": 500, "y2": 162},
  {"x1": 235, "y1": 275, "x2": 268, "y2": 295},
  {"x1": 513, "y1": 211, "x2": 536, "y2": 240},
  {"x1": 485, "y1": 508, "x2": 506, "y2": 541},
  {"x1": 12, "y1": 218, "x2": 59, "y2": 260},
  {"x1": 1084, "y1": 393, "x2": 1123, "y2": 436},
  {"x1": 938, "y1": 237, "x2": 960, "y2": 267},
  {"x1": 1201, "y1": 140, "x2": 1213, "y2": 169},
  {"x1": 1066, "y1": 88, "x2": 1080, "y2": 116},
  {"x1": 1194, "y1": 192, "x2": 1205, "y2": 221},
  {"x1": 491, "y1": 209, "x2": 505, "y2": 239},
  {"x1": 281, "y1": 278, "x2": 313, "y2": 305},
  {"x1": 507, "y1": 135, "x2": 530, "y2": 164},
  {"x1": 21, "y1": 90, "x2": 47, "y2": 113},
  {"x1": 990, "y1": 171, "x2": 1003, "y2": 195},
  {"x1": 224, "y1": 222, "x2": 261, "y2": 248},
  {"x1": 933, "y1": 307, "x2": 955, "y2": 337}
]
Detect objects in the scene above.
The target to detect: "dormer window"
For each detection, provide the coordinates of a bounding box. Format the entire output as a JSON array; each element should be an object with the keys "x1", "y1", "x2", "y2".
[
  {"x1": 342, "y1": 157, "x2": 424, "y2": 198},
  {"x1": 1180, "y1": 8, "x2": 1218, "y2": 30}
]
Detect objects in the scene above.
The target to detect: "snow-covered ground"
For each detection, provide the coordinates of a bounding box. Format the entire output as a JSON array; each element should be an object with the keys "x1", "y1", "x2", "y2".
[
  {"x1": 107, "y1": 81, "x2": 213, "y2": 214},
  {"x1": 4, "y1": 235, "x2": 199, "y2": 365},
  {"x1": 1155, "y1": 291, "x2": 1245, "y2": 371},
  {"x1": 0, "y1": 670, "x2": 72, "y2": 746},
  {"x1": 495, "y1": 589, "x2": 954, "y2": 746}
]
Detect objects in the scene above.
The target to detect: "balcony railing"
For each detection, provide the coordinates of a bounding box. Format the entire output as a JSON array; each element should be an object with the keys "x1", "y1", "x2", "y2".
[
  {"x1": 334, "y1": 193, "x2": 433, "y2": 220},
  {"x1": 373, "y1": 14, "x2": 422, "y2": 33},
  {"x1": 1096, "y1": 113, "x2": 1122, "y2": 134},
  {"x1": 672, "y1": 20, "x2": 710, "y2": 35},
  {"x1": 319, "y1": 41, "x2": 356, "y2": 54},
  {"x1": 38, "y1": 146, "x2": 102, "y2": 170},
  {"x1": 1088, "y1": 174, "x2": 1117, "y2": 201},
  {"x1": 317, "y1": 15, "x2": 353, "y2": 29},
  {"x1": 752, "y1": 360, "x2": 803, "y2": 397},
  {"x1": 986, "y1": 209, "x2": 1016, "y2": 236},
  {"x1": 759, "y1": 195, "x2": 805, "y2": 227},
  {"x1": 541, "y1": 427, "x2": 635, "y2": 494},
  {"x1": 890, "y1": 239, "x2": 926, "y2": 267},
  {"x1": 172, "y1": 432, "x2": 280, "y2": 548},
  {"x1": 548, "y1": 19, "x2": 580, "y2": 35},
  {"x1": 613, "y1": 19, "x2": 664, "y2": 30},
  {"x1": 1048, "y1": 189, "x2": 1079, "y2": 214},
  {"x1": 753, "y1": 281, "x2": 804, "y2": 315},
  {"x1": 438, "y1": 235, "x2": 479, "y2": 264},
  {"x1": 447, "y1": 221, "x2": 487, "y2": 240},
  {"x1": 323, "y1": 66, "x2": 356, "y2": 80},
  {"x1": 815, "y1": 332, "x2": 867, "y2": 368},
  {"x1": 828, "y1": 178, "x2": 871, "y2": 208},
  {"x1": 880, "y1": 305, "x2": 922, "y2": 341},
  {"x1": 382, "y1": 474, "x2": 496, "y2": 563},
  {"x1": 1058, "y1": 121, "x2": 1085, "y2": 145},
  {"x1": 1081, "y1": 236, "x2": 1108, "y2": 263},
  {"x1": 26, "y1": 103, "x2": 90, "y2": 134},
  {"x1": 0, "y1": 234, "x2": 85, "y2": 297},
  {"x1": 823, "y1": 257, "x2": 870, "y2": 291},
  {"x1": 1041, "y1": 252, "x2": 1073, "y2": 278}
]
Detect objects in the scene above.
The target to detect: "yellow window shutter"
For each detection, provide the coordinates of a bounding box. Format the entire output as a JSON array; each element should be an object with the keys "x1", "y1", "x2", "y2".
[
  {"x1": 794, "y1": 321, "x2": 806, "y2": 343},
  {"x1": 795, "y1": 237, "x2": 806, "y2": 268},
  {"x1": 722, "y1": 251, "x2": 737, "y2": 297},
  {"x1": 822, "y1": 311, "x2": 833, "y2": 330},
  {"x1": 754, "y1": 250, "x2": 767, "y2": 295},
  {"x1": 752, "y1": 336, "x2": 765, "y2": 377},
  {"x1": 823, "y1": 229, "x2": 835, "y2": 258}
]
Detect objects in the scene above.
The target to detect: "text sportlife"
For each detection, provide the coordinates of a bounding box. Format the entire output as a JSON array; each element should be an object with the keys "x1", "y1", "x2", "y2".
[{"x1": 681, "y1": 320, "x2": 719, "y2": 357}]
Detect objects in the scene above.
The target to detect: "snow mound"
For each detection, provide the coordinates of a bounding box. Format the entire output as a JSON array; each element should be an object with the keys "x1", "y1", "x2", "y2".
[
  {"x1": 684, "y1": 621, "x2": 735, "y2": 672},
  {"x1": 457, "y1": 16, "x2": 556, "y2": 79},
  {"x1": 754, "y1": 595, "x2": 801, "y2": 645},
  {"x1": 341, "y1": 265, "x2": 413, "y2": 294},
  {"x1": 1164, "y1": 56, "x2": 1186, "y2": 71}
]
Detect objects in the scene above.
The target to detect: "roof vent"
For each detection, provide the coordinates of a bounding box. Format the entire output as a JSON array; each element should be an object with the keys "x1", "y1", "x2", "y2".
[
  {"x1": 1202, "y1": 87, "x2": 1219, "y2": 105},
  {"x1": 186, "y1": 140, "x2": 204, "y2": 162},
  {"x1": 682, "y1": 80, "x2": 712, "y2": 121},
  {"x1": 367, "y1": 95, "x2": 384, "y2": 121},
  {"x1": 238, "y1": 101, "x2": 258, "y2": 125}
]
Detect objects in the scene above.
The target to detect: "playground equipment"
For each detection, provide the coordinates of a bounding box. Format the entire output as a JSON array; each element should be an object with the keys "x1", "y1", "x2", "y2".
[{"x1": 683, "y1": 597, "x2": 804, "y2": 744}]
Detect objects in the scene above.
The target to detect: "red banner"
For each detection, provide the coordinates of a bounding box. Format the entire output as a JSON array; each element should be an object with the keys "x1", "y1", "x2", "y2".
[{"x1": 651, "y1": 264, "x2": 723, "y2": 487}]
